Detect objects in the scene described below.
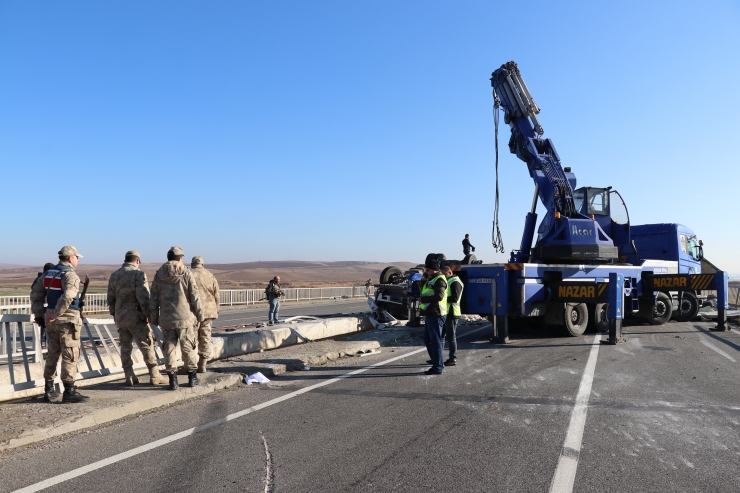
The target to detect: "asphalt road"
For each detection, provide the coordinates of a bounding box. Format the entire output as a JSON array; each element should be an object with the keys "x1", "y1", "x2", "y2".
[
  {"x1": 5, "y1": 320, "x2": 740, "y2": 492},
  {"x1": 212, "y1": 298, "x2": 371, "y2": 328}
]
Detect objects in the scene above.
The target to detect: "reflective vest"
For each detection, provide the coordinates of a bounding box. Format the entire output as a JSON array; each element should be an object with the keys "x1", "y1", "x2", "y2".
[
  {"x1": 420, "y1": 274, "x2": 448, "y2": 316},
  {"x1": 446, "y1": 275, "x2": 464, "y2": 317},
  {"x1": 43, "y1": 264, "x2": 81, "y2": 312}
]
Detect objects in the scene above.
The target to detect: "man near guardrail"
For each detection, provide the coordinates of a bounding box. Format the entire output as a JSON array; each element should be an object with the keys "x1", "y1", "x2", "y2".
[
  {"x1": 414, "y1": 258, "x2": 448, "y2": 375},
  {"x1": 108, "y1": 250, "x2": 167, "y2": 386},
  {"x1": 30, "y1": 262, "x2": 54, "y2": 347},
  {"x1": 150, "y1": 246, "x2": 204, "y2": 390},
  {"x1": 40, "y1": 246, "x2": 90, "y2": 403},
  {"x1": 266, "y1": 276, "x2": 282, "y2": 325},
  {"x1": 190, "y1": 256, "x2": 220, "y2": 373}
]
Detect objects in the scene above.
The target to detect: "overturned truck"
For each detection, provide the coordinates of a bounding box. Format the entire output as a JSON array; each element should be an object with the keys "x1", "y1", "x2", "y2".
[{"x1": 373, "y1": 254, "x2": 481, "y2": 326}]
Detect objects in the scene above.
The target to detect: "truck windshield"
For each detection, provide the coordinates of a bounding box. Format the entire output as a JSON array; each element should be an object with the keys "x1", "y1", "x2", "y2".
[{"x1": 681, "y1": 235, "x2": 701, "y2": 260}]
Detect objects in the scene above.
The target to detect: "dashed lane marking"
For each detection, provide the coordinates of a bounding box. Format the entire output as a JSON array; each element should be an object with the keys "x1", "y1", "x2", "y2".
[{"x1": 549, "y1": 334, "x2": 601, "y2": 493}]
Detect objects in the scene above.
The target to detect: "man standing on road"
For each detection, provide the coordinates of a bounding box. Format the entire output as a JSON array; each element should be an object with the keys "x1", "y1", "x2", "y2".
[
  {"x1": 190, "y1": 256, "x2": 220, "y2": 373},
  {"x1": 107, "y1": 250, "x2": 167, "y2": 386},
  {"x1": 462, "y1": 234, "x2": 475, "y2": 256},
  {"x1": 416, "y1": 258, "x2": 448, "y2": 375},
  {"x1": 441, "y1": 265, "x2": 463, "y2": 367},
  {"x1": 40, "y1": 246, "x2": 90, "y2": 403},
  {"x1": 30, "y1": 262, "x2": 54, "y2": 346},
  {"x1": 150, "y1": 246, "x2": 204, "y2": 390},
  {"x1": 266, "y1": 276, "x2": 282, "y2": 326}
]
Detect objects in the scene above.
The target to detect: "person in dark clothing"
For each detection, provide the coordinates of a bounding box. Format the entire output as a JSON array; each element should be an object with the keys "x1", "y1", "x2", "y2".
[
  {"x1": 414, "y1": 258, "x2": 448, "y2": 375},
  {"x1": 462, "y1": 234, "x2": 475, "y2": 256},
  {"x1": 441, "y1": 265, "x2": 463, "y2": 366}
]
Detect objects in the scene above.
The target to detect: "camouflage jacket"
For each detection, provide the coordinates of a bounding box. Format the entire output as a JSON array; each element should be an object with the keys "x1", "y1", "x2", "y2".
[
  {"x1": 108, "y1": 262, "x2": 150, "y2": 328},
  {"x1": 150, "y1": 261, "x2": 203, "y2": 330},
  {"x1": 190, "y1": 265, "x2": 220, "y2": 320},
  {"x1": 30, "y1": 273, "x2": 47, "y2": 319},
  {"x1": 42, "y1": 261, "x2": 81, "y2": 324}
]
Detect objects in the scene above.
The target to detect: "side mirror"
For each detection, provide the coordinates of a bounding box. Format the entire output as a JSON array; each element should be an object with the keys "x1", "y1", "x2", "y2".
[{"x1": 697, "y1": 246, "x2": 704, "y2": 261}]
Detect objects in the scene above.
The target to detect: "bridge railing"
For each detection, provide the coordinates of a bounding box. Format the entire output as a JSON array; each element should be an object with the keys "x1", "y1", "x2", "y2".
[{"x1": 1, "y1": 286, "x2": 374, "y2": 315}]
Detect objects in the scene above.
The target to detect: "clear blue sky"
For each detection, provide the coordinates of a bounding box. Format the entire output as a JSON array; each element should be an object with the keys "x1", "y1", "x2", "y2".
[{"x1": 1, "y1": 1, "x2": 738, "y2": 273}]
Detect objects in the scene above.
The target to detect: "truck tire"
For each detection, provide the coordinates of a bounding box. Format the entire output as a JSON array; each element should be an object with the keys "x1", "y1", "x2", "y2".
[
  {"x1": 379, "y1": 266, "x2": 403, "y2": 284},
  {"x1": 564, "y1": 303, "x2": 588, "y2": 336},
  {"x1": 673, "y1": 291, "x2": 699, "y2": 322},
  {"x1": 647, "y1": 292, "x2": 673, "y2": 325},
  {"x1": 462, "y1": 254, "x2": 477, "y2": 265},
  {"x1": 588, "y1": 303, "x2": 610, "y2": 333}
]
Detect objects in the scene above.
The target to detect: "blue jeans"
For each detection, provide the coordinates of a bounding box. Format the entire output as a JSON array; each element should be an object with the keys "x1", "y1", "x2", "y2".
[
  {"x1": 424, "y1": 315, "x2": 446, "y2": 372},
  {"x1": 268, "y1": 298, "x2": 280, "y2": 323},
  {"x1": 443, "y1": 316, "x2": 459, "y2": 360}
]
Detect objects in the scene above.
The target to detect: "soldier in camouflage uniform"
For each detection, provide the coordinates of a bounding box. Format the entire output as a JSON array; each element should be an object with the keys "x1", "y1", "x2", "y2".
[
  {"x1": 150, "y1": 246, "x2": 204, "y2": 390},
  {"x1": 107, "y1": 250, "x2": 167, "y2": 386},
  {"x1": 189, "y1": 256, "x2": 220, "y2": 373},
  {"x1": 34, "y1": 246, "x2": 89, "y2": 403}
]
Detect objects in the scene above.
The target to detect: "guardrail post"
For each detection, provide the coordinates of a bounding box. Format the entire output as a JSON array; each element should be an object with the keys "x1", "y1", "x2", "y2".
[
  {"x1": 712, "y1": 270, "x2": 729, "y2": 332},
  {"x1": 603, "y1": 272, "x2": 626, "y2": 345}
]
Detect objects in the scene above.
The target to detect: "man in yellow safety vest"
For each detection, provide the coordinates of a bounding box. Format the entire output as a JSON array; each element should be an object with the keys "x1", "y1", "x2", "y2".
[
  {"x1": 441, "y1": 265, "x2": 463, "y2": 366},
  {"x1": 415, "y1": 257, "x2": 448, "y2": 375}
]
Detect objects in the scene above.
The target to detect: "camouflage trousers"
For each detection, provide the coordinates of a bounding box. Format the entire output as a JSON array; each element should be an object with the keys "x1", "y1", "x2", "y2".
[
  {"x1": 198, "y1": 319, "x2": 213, "y2": 361},
  {"x1": 161, "y1": 326, "x2": 198, "y2": 373},
  {"x1": 43, "y1": 322, "x2": 80, "y2": 383},
  {"x1": 119, "y1": 324, "x2": 160, "y2": 370}
]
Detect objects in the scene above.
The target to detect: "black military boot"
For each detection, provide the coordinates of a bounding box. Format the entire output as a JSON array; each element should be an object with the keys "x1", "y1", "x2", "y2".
[
  {"x1": 187, "y1": 371, "x2": 200, "y2": 388},
  {"x1": 168, "y1": 372, "x2": 179, "y2": 391},
  {"x1": 62, "y1": 382, "x2": 90, "y2": 403},
  {"x1": 43, "y1": 380, "x2": 61, "y2": 403}
]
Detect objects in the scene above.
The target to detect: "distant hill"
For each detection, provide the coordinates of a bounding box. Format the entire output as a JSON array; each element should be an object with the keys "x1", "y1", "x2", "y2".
[{"x1": 0, "y1": 260, "x2": 416, "y2": 294}]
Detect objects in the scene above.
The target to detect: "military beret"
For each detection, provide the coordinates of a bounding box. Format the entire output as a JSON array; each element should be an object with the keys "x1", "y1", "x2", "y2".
[
  {"x1": 59, "y1": 245, "x2": 83, "y2": 258},
  {"x1": 168, "y1": 246, "x2": 185, "y2": 257},
  {"x1": 125, "y1": 250, "x2": 141, "y2": 258},
  {"x1": 191, "y1": 256, "x2": 204, "y2": 265}
]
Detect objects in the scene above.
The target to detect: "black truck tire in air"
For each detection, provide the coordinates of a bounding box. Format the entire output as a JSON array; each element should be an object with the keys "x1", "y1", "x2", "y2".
[
  {"x1": 564, "y1": 303, "x2": 589, "y2": 337},
  {"x1": 673, "y1": 291, "x2": 699, "y2": 322},
  {"x1": 647, "y1": 292, "x2": 673, "y2": 325},
  {"x1": 379, "y1": 266, "x2": 403, "y2": 285},
  {"x1": 462, "y1": 254, "x2": 477, "y2": 265},
  {"x1": 587, "y1": 303, "x2": 610, "y2": 333}
]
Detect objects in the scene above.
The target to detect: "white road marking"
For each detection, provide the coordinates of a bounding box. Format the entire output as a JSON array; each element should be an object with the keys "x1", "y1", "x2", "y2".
[
  {"x1": 549, "y1": 335, "x2": 601, "y2": 493},
  {"x1": 699, "y1": 337, "x2": 736, "y2": 362},
  {"x1": 261, "y1": 431, "x2": 274, "y2": 493},
  {"x1": 13, "y1": 325, "x2": 491, "y2": 493}
]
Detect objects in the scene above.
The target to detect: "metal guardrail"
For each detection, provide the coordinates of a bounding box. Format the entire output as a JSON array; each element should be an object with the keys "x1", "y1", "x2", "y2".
[
  {"x1": 1, "y1": 286, "x2": 374, "y2": 315},
  {"x1": 0, "y1": 315, "x2": 167, "y2": 401}
]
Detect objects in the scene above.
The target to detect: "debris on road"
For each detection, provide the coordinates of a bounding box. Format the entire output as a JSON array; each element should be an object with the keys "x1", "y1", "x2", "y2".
[{"x1": 244, "y1": 372, "x2": 271, "y2": 385}]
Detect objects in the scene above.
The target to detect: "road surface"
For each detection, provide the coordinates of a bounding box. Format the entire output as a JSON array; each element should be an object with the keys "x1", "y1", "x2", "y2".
[{"x1": 5, "y1": 320, "x2": 740, "y2": 492}]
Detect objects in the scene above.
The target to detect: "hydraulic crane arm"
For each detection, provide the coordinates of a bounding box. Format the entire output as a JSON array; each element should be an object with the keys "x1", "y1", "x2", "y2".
[
  {"x1": 490, "y1": 61, "x2": 618, "y2": 263},
  {"x1": 490, "y1": 61, "x2": 579, "y2": 219}
]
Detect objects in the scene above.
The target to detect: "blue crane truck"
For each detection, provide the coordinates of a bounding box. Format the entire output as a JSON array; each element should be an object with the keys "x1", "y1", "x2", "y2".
[{"x1": 374, "y1": 61, "x2": 729, "y2": 337}]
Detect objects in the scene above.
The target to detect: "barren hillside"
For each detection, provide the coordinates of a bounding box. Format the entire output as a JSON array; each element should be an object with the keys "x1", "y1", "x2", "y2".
[{"x1": 0, "y1": 260, "x2": 416, "y2": 296}]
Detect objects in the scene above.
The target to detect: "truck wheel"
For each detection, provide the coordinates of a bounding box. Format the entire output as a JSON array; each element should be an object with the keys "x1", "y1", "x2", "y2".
[
  {"x1": 564, "y1": 303, "x2": 588, "y2": 336},
  {"x1": 462, "y1": 254, "x2": 477, "y2": 265},
  {"x1": 379, "y1": 266, "x2": 403, "y2": 284},
  {"x1": 588, "y1": 303, "x2": 610, "y2": 333},
  {"x1": 647, "y1": 292, "x2": 673, "y2": 325},
  {"x1": 673, "y1": 292, "x2": 699, "y2": 322}
]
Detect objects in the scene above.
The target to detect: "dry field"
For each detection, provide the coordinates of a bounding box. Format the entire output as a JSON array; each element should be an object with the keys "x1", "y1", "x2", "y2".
[{"x1": 0, "y1": 261, "x2": 416, "y2": 296}]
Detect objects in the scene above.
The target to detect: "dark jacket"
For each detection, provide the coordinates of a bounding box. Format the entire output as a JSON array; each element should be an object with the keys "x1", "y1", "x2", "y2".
[
  {"x1": 420, "y1": 275, "x2": 448, "y2": 317},
  {"x1": 266, "y1": 281, "x2": 282, "y2": 300},
  {"x1": 463, "y1": 238, "x2": 475, "y2": 255}
]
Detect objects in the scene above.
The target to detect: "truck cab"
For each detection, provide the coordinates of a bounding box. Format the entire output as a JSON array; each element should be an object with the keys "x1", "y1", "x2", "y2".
[{"x1": 627, "y1": 223, "x2": 703, "y2": 274}]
